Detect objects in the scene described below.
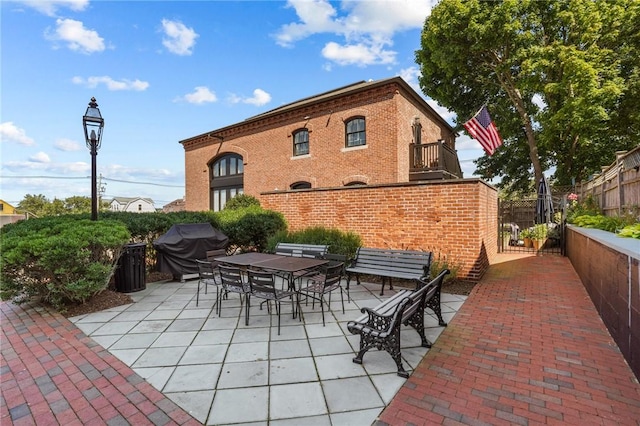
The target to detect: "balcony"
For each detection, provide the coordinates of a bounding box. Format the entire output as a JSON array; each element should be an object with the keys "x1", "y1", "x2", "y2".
[{"x1": 409, "y1": 141, "x2": 463, "y2": 181}]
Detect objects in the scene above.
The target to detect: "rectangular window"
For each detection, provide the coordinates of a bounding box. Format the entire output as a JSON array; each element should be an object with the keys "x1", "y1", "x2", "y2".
[
  {"x1": 346, "y1": 118, "x2": 366, "y2": 147},
  {"x1": 293, "y1": 129, "x2": 309, "y2": 156}
]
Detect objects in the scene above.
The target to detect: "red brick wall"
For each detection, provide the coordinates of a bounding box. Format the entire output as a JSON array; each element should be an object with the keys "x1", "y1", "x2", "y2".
[
  {"x1": 260, "y1": 179, "x2": 498, "y2": 282},
  {"x1": 183, "y1": 81, "x2": 454, "y2": 211}
]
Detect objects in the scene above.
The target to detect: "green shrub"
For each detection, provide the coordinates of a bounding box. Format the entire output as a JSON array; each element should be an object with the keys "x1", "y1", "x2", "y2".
[
  {"x1": 217, "y1": 206, "x2": 287, "y2": 252},
  {"x1": 618, "y1": 223, "x2": 640, "y2": 239},
  {"x1": 224, "y1": 194, "x2": 261, "y2": 210},
  {"x1": 572, "y1": 214, "x2": 625, "y2": 233},
  {"x1": 265, "y1": 226, "x2": 362, "y2": 260},
  {"x1": 427, "y1": 248, "x2": 464, "y2": 283},
  {"x1": 1, "y1": 217, "x2": 130, "y2": 311}
]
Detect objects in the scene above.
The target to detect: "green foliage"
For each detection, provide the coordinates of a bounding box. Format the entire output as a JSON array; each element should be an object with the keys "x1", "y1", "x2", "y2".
[
  {"x1": 1, "y1": 216, "x2": 130, "y2": 310},
  {"x1": 224, "y1": 194, "x2": 261, "y2": 210},
  {"x1": 618, "y1": 223, "x2": 640, "y2": 239},
  {"x1": 519, "y1": 228, "x2": 532, "y2": 239},
  {"x1": 529, "y1": 224, "x2": 549, "y2": 240},
  {"x1": 266, "y1": 226, "x2": 362, "y2": 260},
  {"x1": 17, "y1": 193, "x2": 95, "y2": 217},
  {"x1": 565, "y1": 194, "x2": 639, "y2": 238},
  {"x1": 416, "y1": 0, "x2": 639, "y2": 194},
  {"x1": 566, "y1": 194, "x2": 601, "y2": 223},
  {"x1": 217, "y1": 206, "x2": 287, "y2": 252},
  {"x1": 572, "y1": 214, "x2": 626, "y2": 233},
  {"x1": 427, "y1": 249, "x2": 464, "y2": 284}
]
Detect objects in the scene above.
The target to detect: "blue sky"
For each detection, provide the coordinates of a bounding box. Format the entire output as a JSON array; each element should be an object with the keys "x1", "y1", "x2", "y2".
[{"x1": 1, "y1": 0, "x2": 485, "y2": 208}]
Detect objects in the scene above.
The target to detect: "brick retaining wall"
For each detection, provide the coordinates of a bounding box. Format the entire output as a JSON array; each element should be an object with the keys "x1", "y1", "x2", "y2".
[
  {"x1": 260, "y1": 178, "x2": 498, "y2": 282},
  {"x1": 567, "y1": 226, "x2": 640, "y2": 380}
]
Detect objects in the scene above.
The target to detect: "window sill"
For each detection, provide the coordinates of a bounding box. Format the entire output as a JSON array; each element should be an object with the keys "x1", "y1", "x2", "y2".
[
  {"x1": 291, "y1": 154, "x2": 311, "y2": 160},
  {"x1": 341, "y1": 144, "x2": 368, "y2": 152}
]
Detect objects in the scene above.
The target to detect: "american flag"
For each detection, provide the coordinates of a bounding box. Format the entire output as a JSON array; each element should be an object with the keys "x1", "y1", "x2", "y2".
[{"x1": 463, "y1": 106, "x2": 503, "y2": 156}]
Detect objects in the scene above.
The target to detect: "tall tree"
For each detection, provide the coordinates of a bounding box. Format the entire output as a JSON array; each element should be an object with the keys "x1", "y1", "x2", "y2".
[
  {"x1": 416, "y1": 0, "x2": 639, "y2": 192},
  {"x1": 17, "y1": 194, "x2": 49, "y2": 218}
]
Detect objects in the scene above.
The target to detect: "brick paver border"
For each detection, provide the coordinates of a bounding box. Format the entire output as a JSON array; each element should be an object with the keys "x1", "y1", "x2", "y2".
[
  {"x1": 1, "y1": 301, "x2": 200, "y2": 426},
  {"x1": 377, "y1": 254, "x2": 640, "y2": 425}
]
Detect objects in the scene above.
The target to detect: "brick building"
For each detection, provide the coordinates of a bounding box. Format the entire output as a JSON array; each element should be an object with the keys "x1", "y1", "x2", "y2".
[
  {"x1": 180, "y1": 77, "x2": 461, "y2": 211},
  {"x1": 180, "y1": 77, "x2": 497, "y2": 281}
]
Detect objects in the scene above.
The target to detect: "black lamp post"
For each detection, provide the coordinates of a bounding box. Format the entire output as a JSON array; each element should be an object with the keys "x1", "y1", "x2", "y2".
[{"x1": 82, "y1": 97, "x2": 104, "y2": 221}]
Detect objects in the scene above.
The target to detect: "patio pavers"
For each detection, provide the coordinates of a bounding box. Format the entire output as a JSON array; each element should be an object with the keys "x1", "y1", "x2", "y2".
[{"x1": 2, "y1": 253, "x2": 639, "y2": 425}]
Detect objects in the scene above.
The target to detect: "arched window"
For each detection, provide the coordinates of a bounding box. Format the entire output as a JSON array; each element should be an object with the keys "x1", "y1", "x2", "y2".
[
  {"x1": 345, "y1": 117, "x2": 366, "y2": 147},
  {"x1": 344, "y1": 181, "x2": 366, "y2": 186},
  {"x1": 293, "y1": 129, "x2": 309, "y2": 156},
  {"x1": 290, "y1": 181, "x2": 311, "y2": 190},
  {"x1": 210, "y1": 153, "x2": 244, "y2": 211}
]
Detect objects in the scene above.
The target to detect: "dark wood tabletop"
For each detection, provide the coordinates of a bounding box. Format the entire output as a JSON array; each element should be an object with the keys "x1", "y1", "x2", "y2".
[
  {"x1": 213, "y1": 252, "x2": 283, "y2": 267},
  {"x1": 255, "y1": 256, "x2": 328, "y2": 273}
]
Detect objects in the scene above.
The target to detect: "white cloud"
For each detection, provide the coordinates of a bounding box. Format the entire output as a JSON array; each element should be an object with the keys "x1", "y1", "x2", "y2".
[
  {"x1": 18, "y1": 0, "x2": 88, "y2": 17},
  {"x1": 54, "y1": 138, "x2": 82, "y2": 151},
  {"x1": 4, "y1": 160, "x2": 89, "y2": 174},
  {"x1": 455, "y1": 134, "x2": 483, "y2": 151},
  {"x1": 244, "y1": 89, "x2": 272, "y2": 106},
  {"x1": 275, "y1": 0, "x2": 434, "y2": 66},
  {"x1": 322, "y1": 41, "x2": 395, "y2": 66},
  {"x1": 72, "y1": 76, "x2": 150, "y2": 91},
  {"x1": 0, "y1": 122, "x2": 35, "y2": 146},
  {"x1": 161, "y1": 19, "x2": 198, "y2": 56},
  {"x1": 175, "y1": 86, "x2": 217, "y2": 104},
  {"x1": 228, "y1": 89, "x2": 272, "y2": 107},
  {"x1": 46, "y1": 18, "x2": 105, "y2": 54},
  {"x1": 29, "y1": 152, "x2": 51, "y2": 163}
]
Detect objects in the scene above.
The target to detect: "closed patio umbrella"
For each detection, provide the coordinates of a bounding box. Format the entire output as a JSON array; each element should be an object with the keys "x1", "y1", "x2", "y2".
[{"x1": 535, "y1": 175, "x2": 554, "y2": 224}]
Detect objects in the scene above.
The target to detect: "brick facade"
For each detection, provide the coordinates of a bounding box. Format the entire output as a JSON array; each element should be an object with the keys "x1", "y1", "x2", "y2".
[
  {"x1": 181, "y1": 78, "x2": 456, "y2": 211},
  {"x1": 261, "y1": 179, "x2": 498, "y2": 282},
  {"x1": 180, "y1": 77, "x2": 498, "y2": 281}
]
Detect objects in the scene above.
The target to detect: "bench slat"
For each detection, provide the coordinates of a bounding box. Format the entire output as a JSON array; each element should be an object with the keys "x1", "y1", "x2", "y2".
[
  {"x1": 275, "y1": 243, "x2": 328, "y2": 258},
  {"x1": 345, "y1": 247, "x2": 432, "y2": 296},
  {"x1": 346, "y1": 269, "x2": 450, "y2": 378}
]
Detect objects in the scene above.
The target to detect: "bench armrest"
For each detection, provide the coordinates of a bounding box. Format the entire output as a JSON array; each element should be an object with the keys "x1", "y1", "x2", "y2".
[{"x1": 353, "y1": 297, "x2": 411, "y2": 331}]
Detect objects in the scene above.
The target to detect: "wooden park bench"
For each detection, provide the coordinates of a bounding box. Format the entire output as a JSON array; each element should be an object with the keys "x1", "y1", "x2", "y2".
[
  {"x1": 347, "y1": 269, "x2": 450, "y2": 378},
  {"x1": 345, "y1": 247, "x2": 433, "y2": 296}
]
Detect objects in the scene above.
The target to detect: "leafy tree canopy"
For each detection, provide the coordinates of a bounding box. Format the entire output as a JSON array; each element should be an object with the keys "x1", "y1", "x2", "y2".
[
  {"x1": 17, "y1": 194, "x2": 101, "y2": 217},
  {"x1": 416, "y1": 0, "x2": 639, "y2": 193}
]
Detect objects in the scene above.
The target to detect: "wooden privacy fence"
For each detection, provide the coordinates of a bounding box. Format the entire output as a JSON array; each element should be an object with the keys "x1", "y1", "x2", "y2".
[{"x1": 576, "y1": 146, "x2": 640, "y2": 216}]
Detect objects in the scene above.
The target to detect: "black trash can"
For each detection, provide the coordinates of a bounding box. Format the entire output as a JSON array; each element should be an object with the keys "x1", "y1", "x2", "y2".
[{"x1": 115, "y1": 243, "x2": 147, "y2": 293}]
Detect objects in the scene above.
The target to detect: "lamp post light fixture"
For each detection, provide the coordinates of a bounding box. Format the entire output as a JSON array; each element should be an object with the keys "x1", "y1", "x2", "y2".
[{"x1": 82, "y1": 97, "x2": 104, "y2": 221}]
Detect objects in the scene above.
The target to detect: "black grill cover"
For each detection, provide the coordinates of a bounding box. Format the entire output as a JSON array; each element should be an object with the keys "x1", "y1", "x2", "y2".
[{"x1": 153, "y1": 223, "x2": 228, "y2": 277}]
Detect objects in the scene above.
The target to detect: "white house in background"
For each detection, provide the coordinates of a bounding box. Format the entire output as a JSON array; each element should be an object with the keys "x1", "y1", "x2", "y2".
[{"x1": 109, "y1": 197, "x2": 155, "y2": 213}]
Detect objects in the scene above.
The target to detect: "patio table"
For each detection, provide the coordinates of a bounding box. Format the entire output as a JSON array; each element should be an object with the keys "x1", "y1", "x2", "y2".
[
  {"x1": 215, "y1": 253, "x2": 329, "y2": 320},
  {"x1": 214, "y1": 252, "x2": 283, "y2": 267}
]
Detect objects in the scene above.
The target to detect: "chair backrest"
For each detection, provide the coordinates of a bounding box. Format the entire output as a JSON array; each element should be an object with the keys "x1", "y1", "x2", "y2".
[
  {"x1": 196, "y1": 259, "x2": 216, "y2": 281},
  {"x1": 206, "y1": 248, "x2": 227, "y2": 267},
  {"x1": 322, "y1": 263, "x2": 343, "y2": 288},
  {"x1": 218, "y1": 264, "x2": 246, "y2": 292},
  {"x1": 322, "y1": 253, "x2": 347, "y2": 274},
  {"x1": 247, "y1": 269, "x2": 277, "y2": 296}
]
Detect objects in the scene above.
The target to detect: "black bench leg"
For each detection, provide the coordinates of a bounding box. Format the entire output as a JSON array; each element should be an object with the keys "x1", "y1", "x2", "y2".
[
  {"x1": 426, "y1": 293, "x2": 447, "y2": 326},
  {"x1": 379, "y1": 277, "x2": 394, "y2": 296}
]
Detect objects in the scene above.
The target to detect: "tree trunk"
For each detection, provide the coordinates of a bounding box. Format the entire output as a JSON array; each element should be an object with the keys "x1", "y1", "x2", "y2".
[{"x1": 496, "y1": 71, "x2": 544, "y2": 186}]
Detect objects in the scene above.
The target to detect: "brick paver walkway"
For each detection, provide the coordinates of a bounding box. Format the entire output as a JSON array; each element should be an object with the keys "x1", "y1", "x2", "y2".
[
  {"x1": 0, "y1": 302, "x2": 200, "y2": 425},
  {"x1": 377, "y1": 254, "x2": 640, "y2": 425}
]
